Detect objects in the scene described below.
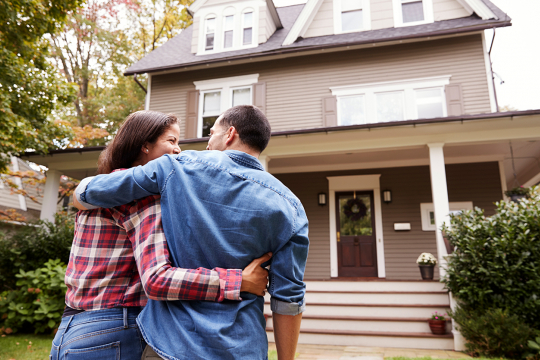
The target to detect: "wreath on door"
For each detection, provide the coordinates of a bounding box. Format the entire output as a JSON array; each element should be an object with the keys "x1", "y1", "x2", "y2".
[{"x1": 343, "y1": 198, "x2": 368, "y2": 221}]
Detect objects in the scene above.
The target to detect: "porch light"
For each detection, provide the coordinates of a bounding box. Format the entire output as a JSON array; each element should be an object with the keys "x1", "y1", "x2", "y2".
[
  {"x1": 318, "y1": 192, "x2": 327, "y2": 206},
  {"x1": 383, "y1": 190, "x2": 392, "y2": 203}
]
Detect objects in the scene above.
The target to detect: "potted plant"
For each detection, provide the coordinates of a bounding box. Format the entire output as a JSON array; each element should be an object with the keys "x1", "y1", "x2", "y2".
[
  {"x1": 416, "y1": 252, "x2": 437, "y2": 280},
  {"x1": 428, "y1": 311, "x2": 448, "y2": 335},
  {"x1": 505, "y1": 186, "x2": 529, "y2": 202}
]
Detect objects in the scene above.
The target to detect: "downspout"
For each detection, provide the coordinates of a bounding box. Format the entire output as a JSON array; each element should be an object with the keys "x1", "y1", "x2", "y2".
[
  {"x1": 488, "y1": 28, "x2": 499, "y2": 112},
  {"x1": 133, "y1": 73, "x2": 147, "y2": 93}
]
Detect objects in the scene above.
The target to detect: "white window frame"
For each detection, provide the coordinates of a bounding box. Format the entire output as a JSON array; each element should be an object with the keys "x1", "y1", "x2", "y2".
[
  {"x1": 330, "y1": 75, "x2": 451, "y2": 125},
  {"x1": 242, "y1": 9, "x2": 255, "y2": 46},
  {"x1": 204, "y1": 15, "x2": 217, "y2": 51},
  {"x1": 223, "y1": 8, "x2": 235, "y2": 49},
  {"x1": 333, "y1": 0, "x2": 371, "y2": 34},
  {"x1": 194, "y1": 74, "x2": 259, "y2": 137},
  {"x1": 230, "y1": 85, "x2": 253, "y2": 107},
  {"x1": 392, "y1": 0, "x2": 434, "y2": 27},
  {"x1": 196, "y1": 1, "x2": 259, "y2": 55},
  {"x1": 420, "y1": 202, "x2": 473, "y2": 231}
]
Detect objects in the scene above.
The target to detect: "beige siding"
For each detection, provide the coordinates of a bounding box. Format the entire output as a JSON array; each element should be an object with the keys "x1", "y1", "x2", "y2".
[
  {"x1": 191, "y1": 16, "x2": 200, "y2": 53},
  {"x1": 0, "y1": 186, "x2": 22, "y2": 210},
  {"x1": 371, "y1": 0, "x2": 394, "y2": 30},
  {"x1": 201, "y1": 0, "x2": 238, "y2": 6},
  {"x1": 263, "y1": 4, "x2": 277, "y2": 44},
  {"x1": 433, "y1": 0, "x2": 471, "y2": 21},
  {"x1": 274, "y1": 162, "x2": 502, "y2": 280},
  {"x1": 304, "y1": 0, "x2": 334, "y2": 38},
  {"x1": 149, "y1": 35, "x2": 491, "y2": 134}
]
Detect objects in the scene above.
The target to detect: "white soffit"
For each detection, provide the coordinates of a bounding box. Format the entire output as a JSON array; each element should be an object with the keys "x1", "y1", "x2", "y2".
[
  {"x1": 456, "y1": 0, "x2": 497, "y2": 20},
  {"x1": 282, "y1": 0, "x2": 325, "y2": 46}
]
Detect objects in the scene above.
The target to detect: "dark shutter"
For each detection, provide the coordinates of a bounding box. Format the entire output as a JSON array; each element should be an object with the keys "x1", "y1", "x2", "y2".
[
  {"x1": 322, "y1": 96, "x2": 337, "y2": 127},
  {"x1": 253, "y1": 82, "x2": 266, "y2": 114},
  {"x1": 185, "y1": 90, "x2": 199, "y2": 139},
  {"x1": 445, "y1": 84, "x2": 464, "y2": 116}
]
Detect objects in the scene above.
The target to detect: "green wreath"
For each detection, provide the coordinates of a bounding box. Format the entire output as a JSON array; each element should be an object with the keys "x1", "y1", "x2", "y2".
[{"x1": 343, "y1": 198, "x2": 367, "y2": 221}]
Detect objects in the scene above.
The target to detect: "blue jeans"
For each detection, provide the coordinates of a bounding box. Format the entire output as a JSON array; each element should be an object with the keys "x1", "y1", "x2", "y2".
[{"x1": 50, "y1": 307, "x2": 145, "y2": 360}]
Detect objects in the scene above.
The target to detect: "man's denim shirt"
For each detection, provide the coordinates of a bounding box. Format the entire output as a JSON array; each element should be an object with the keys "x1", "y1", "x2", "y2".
[{"x1": 76, "y1": 150, "x2": 309, "y2": 360}]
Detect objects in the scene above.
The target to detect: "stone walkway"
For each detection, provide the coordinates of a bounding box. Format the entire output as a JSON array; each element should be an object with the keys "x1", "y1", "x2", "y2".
[{"x1": 268, "y1": 343, "x2": 471, "y2": 360}]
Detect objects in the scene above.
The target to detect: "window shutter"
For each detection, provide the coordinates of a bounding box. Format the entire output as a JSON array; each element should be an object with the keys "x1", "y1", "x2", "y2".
[
  {"x1": 445, "y1": 84, "x2": 464, "y2": 116},
  {"x1": 252, "y1": 82, "x2": 266, "y2": 114},
  {"x1": 322, "y1": 96, "x2": 337, "y2": 127},
  {"x1": 185, "y1": 90, "x2": 199, "y2": 139}
]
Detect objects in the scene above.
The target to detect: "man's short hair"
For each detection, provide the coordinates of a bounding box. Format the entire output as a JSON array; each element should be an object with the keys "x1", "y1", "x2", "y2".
[{"x1": 220, "y1": 105, "x2": 271, "y2": 153}]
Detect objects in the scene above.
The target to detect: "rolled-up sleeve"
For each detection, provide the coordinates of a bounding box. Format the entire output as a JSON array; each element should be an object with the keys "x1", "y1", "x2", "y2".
[{"x1": 268, "y1": 205, "x2": 309, "y2": 316}]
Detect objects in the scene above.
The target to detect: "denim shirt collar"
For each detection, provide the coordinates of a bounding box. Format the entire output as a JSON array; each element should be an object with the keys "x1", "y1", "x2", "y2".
[{"x1": 224, "y1": 150, "x2": 264, "y2": 171}]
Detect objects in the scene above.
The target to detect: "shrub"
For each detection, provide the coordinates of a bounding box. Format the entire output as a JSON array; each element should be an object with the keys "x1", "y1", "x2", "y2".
[
  {"x1": 0, "y1": 214, "x2": 73, "y2": 292},
  {"x1": 0, "y1": 259, "x2": 67, "y2": 334}
]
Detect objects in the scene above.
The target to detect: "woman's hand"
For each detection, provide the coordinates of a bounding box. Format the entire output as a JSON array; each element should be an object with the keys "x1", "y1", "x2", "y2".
[{"x1": 240, "y1": 252, "x2": 272, "y2": 296}]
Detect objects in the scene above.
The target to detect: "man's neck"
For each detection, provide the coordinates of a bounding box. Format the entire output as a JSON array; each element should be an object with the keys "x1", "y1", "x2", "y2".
[{"x1": 226, "y1": 145, "x2": 260, "y2": 159}]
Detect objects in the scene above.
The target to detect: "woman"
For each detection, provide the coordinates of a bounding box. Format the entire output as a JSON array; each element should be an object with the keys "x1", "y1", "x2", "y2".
[{"x1": 50, "y1": 111, "x2": 270, "y2": 360}]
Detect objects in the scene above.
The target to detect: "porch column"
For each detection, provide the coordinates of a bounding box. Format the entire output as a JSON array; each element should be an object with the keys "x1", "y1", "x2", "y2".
[
  {"x1": 40, "y1": 169, "x2": 62, "y2": 221},
  {"x1": 427, "y1": 143, "x2": 449, "y2": 273},
  {"x1": 259, "y1": 155, "x2": 270, "y2": 172}
]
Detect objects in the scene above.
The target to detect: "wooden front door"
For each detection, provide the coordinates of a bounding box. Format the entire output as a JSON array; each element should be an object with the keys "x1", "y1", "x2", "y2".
[{"x1": 336, "y1": 191, "x2": 378, "y2": 277}]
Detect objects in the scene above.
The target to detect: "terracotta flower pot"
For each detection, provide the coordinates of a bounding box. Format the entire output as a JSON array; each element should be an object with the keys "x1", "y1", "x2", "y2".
[
  {"x1": 418, "y1": 265, "x2": 434, "y2": 280},
  {"x1": 428, "y1": 319, "x2": 447, "y2": 335}
]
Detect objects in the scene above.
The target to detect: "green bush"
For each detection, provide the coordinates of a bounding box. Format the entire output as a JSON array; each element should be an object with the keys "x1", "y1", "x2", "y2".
[
  {"x1": 0, "y1": 214, "x2": 73, "y2": 292},
  {"x1": 0, "y1": 259, "x2": 67, "y2": 334}
]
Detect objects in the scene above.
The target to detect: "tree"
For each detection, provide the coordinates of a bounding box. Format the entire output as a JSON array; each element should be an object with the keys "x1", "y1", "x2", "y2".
[{"x1": 0, "y1": 0, "x2": 83, "y2": 171}]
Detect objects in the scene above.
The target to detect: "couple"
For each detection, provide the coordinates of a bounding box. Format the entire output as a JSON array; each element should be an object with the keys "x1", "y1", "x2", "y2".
[{"x1": 51, "y1": 105, "x2": 309, "y2": 360}]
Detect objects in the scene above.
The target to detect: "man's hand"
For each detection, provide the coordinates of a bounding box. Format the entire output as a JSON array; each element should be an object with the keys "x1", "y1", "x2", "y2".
[{"x1": 240, "y1": 252, "x2": 272, "y2": 296}]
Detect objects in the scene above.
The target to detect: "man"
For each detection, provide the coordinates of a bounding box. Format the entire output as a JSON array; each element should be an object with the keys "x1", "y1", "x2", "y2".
[{"x1": 74, "y1": 105, "x2": 309, "y2": 360}]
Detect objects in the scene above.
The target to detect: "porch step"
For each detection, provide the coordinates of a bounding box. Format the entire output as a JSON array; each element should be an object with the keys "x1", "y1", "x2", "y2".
[
  {"x1": 303, "y1": 291, "x2": 449, "y2": 305},
  {"x1": 305, "y1": 281, "x2": 446, "y2": 292}
]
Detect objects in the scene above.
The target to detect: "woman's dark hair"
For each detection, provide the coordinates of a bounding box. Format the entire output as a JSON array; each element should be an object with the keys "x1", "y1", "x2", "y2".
[{"x1": 97, "y1": 111, "x2": 178, "y2": 174}]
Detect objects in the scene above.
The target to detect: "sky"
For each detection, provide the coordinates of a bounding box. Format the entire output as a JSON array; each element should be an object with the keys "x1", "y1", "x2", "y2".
[{"x1": 273, "y1": 0, "x2": 540, "y2": 111}]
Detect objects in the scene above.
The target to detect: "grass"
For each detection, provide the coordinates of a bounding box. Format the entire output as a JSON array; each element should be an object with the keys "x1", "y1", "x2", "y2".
[{"x1": 0, "y1": 333, "x2": 54, "y2": 360}]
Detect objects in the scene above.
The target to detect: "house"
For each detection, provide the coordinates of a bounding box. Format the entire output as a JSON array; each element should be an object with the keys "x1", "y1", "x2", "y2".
[{"x1": 23, "y1": 0, "x2": 540, "y2": 350}]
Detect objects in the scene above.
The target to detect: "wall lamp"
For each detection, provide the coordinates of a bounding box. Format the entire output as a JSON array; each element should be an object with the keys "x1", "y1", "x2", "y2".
[
  {"x1": 318, "y1": 192, "x2": 327, "y2": 206},
  {"x1": 383, "y1": 190, "x2": 392, "y2": 204}
]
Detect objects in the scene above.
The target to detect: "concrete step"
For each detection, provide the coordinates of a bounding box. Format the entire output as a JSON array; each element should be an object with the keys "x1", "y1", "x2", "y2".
[
  {"x1": 305, "y1": 281, "x2": 446, "y2": 292},
  {"x1": 266, "y1": 329, "x2": 454, "y2": 350},
  {"x1": 303, "y1": 291, "x2": 450, "y2": 305}
]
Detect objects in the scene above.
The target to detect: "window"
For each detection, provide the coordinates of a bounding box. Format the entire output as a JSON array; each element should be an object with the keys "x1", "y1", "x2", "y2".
[
  {"x1": 334, "y1": 0, "x2": 371, "y2": 34},
  {"x1": 243, "y1": 12, "x2": 253, "y2": 45},
  {"x1": 194, "y1": 74, "x2": 259, "y2": 137},
  {"x1": 205, "y1": 17, "x2": 216, "y2": 50},
  {"x1": 330, "y1": 76, "x2": 451, "y2": 125},
  {"x1": 420, "y1": 202, "x2": 473, "y2": 231},
  {"x1": 223, "y1": 15, "x2": 234, "y2": 48},
  {"x1": 392, "y1": 0, "x2": 433, "y2": 27}
]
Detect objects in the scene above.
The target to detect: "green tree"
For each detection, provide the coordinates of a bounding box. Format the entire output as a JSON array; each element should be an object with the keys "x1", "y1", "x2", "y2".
[{"x1": 0, "y1": 0, "x2": 82, "y2": 170}]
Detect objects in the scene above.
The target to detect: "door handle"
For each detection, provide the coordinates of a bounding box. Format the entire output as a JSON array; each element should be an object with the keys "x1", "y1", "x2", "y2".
[{"x1": 337, "y1": 231, "x2": 340, "y2": 242}]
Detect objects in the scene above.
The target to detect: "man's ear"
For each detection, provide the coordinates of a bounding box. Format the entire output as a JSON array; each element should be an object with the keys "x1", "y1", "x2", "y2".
[{"x1": 225, "y1": 126, "x2": 237, "y2": 146}]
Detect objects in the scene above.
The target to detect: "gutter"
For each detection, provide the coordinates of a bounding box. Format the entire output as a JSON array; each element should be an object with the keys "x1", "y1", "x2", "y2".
[
  {"x1": 124, "y1": 20, "x2": 511, "y2": 76},
  {"x1": 133, "y1": 73, "x2": 147, "y2": 93}
]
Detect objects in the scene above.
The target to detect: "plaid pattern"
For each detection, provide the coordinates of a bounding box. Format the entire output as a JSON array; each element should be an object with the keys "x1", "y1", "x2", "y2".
[{"x1": 65, "y1": 195, "x2": 241, "y2": 310}]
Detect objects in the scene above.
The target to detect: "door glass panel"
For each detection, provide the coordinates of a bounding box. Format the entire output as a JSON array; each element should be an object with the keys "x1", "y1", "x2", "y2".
[
  {"x1": 338, "y1": 194, "x2": 372, "y2": 236},
  {"x1": 402, "y1": 0, "x2": 424, "y2": 23}
]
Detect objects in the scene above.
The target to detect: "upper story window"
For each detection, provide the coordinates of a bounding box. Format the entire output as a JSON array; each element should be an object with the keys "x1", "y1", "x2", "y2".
[
  {"x1": 205, "y1": 17, "x2": 216, "y2": 50},
  {"x1": 194, "y1": 74, "x2": 259, "y2": 137},
  {"x1": 223, "y1": 15, "x2": 234, "y2": 48},
  {"x1": 330, "y1": 76, "x2": 451, "y2": 125},
  {"x1": 333, "y1": 0, "x2": 371, "y2": 34},
  {"x1": 243, "y1": 11, "x2": 253, "y2": 45},
  {"x1": 393, "y1": 0, "x2": 434, "y2": 27}
]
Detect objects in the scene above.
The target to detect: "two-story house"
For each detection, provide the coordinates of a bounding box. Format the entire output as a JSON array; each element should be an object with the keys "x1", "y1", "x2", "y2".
[{"x1": 24, "y1": 0, "x2": 540, "y2": 351}]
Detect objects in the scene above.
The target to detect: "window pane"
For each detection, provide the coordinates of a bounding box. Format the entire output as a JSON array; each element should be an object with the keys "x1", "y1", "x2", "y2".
[
  {"x1": 416, "y1": 88, "x2": 443, "y2": 119},
  {"x1": 243, "y1": 12, "x2": 253, "y2": 28},
  {"x1": 203, "y1": 91, "x2": 221, "y2": 115},
  {"x1": 339, "y1": 95, "x2": 365, "y2": 126},
  {"x1": 224, "y1": 15, "x2": 234, "y2": 30},
  {"x1": 376, "y1": 91, "x2": 404, "y2": 122},
  {"x1": 243, "y1": 28, "x2": 252, "y2": 45},
  {"x1": 206, "y1": 18, "x2": 215, "y2": 32},
  {"x1": 205, "y1": 34, "x2": 214, "y2": 50},
  {"x1": 202, "y1": 116, "x2": 219, "y2": 137},
  {"x1": 402, "y1": 1, "x2": 424, "y2": 23},
  {"x1": 224, "y1": 30, "x2": 233, "y2": 48},
  {"x1": 342, "y1": 0, "x2": 362, "y2": 12},
  {"x1": 339, "y1": 194, "x2": 372, "y2": 236},
  {"x1": 341, "y1": 10, "x2": 363, "y2": 32},
  {"x1": 233, "y1": 88, "x2": 251, "y2": 106}
]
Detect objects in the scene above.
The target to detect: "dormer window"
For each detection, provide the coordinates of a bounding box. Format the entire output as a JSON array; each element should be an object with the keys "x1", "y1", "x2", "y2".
[
  {"x1": 392, "y1": 0, "x2": 433, "y2": 27},
  {"x1": 205, "y1": 17, "x2": 216, "y2": 50},
  {"x1": 333, "y1": 0, "x2": 371, "y2": 34},
  {"x1": 223, "y1": 15, "x2": 234, "y2": 48},
  {"x1": 402, "y1": 0, "x2": 424, "y2": 22},
  {"x1": 243, "y1": 11, "x2": 253, "y2": 45}
]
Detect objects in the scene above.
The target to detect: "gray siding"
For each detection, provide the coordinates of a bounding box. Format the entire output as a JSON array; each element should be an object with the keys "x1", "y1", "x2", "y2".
[
  {"x1": 303, "y1": 0, "x2": 333, "y2": 38},
  {"x1": 191, "y1": 16, "x2": 200, "y2": 54},
  {"x1": 433, "y1": 0, "x2": 471, "y2": 20},
  {"x1": 372, "y1": 0, "x2": 394, "y2": 30},
  {"x1": 275, "y1": 162, "x2": 502, "y2": 280}
]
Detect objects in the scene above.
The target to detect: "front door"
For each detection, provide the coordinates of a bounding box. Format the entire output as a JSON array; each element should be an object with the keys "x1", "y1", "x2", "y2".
[{"x1": 336, "y1": 191, "x2": 378, "y2": 277}]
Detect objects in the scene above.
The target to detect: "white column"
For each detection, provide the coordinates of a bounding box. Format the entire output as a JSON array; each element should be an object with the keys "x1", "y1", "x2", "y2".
[
  {"x1": 259, "y1": 155, "x2": 270, "y2": 172},
  {"x1": 11, "y1": 156, "x2": 27, "y2": 211},
  {"x1": 40, "y1": 169, "x2": 62, "y2": 221},
  {"x1": 427, "y1": 143, "x2": 449, "y2": 271}
]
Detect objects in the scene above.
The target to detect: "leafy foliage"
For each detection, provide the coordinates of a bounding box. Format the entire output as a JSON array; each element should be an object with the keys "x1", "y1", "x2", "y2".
[
  {"x1": 0, "y1": 214, "x2": 74, "y2": 292},
  {"x1": 0, "y1": 259, "x2": 67, "y2": 334}
]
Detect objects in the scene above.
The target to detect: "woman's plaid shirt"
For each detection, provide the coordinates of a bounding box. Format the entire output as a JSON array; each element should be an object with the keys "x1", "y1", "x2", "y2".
[{"x1": 65, "y1": 195, "x2": 241, "y2": 310}]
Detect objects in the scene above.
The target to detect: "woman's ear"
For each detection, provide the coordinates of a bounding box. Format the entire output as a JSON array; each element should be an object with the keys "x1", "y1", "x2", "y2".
[{"x1": 141, "y1": 143, "x2": 150, "y2": 154}]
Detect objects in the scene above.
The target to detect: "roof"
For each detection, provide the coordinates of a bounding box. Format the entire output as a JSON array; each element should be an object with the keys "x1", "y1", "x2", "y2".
[{"x1": 124, "y1": 0, "x2": 510, "y2": 76}]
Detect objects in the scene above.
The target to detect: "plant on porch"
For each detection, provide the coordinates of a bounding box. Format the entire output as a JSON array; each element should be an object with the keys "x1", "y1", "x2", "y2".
[
  {"x1": 428, "y1": 311, "x2": 448, "y2": 335},
  {"x1": 504, "y1": 186, "x2": 531, "y2": 203},
  {"x1": 416, "y1": 252, "x2": 437, "y2": 280}
]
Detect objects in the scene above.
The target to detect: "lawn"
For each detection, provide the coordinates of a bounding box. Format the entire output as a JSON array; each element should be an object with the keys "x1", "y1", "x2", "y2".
[{"x1": 0, "y1": 333, "x2": 54, "y2": 360}]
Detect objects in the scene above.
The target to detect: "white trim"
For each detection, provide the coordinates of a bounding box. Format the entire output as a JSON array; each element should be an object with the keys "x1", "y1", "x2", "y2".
[
  {"x1": 458, "y1": 0, "x2": 497, "y2": 20},
  {"x1": 498, "y1": 160, "x2": 508, "y2": 200},
  {"x1": 333, "y1": 0, "x2": 372, "y2": 35},
  {"x1": 420, "y1": 201, "x2": 473, "y2": 231},
  {"x1": 190, "y1": 0, "x2": 208, "y2": 13},
  {"x1": 145, "y1": 74, "x2": 152, "y2": 111},
  {"x1": 330, "y1": 76, "x2": 451, "y2": 95},
  {"x1": 40, "y1": 169, "x2": 62, "y2": 221},
  {"x1": 10, "y1": 156, "x2": 27, "y2": 211},
  {"x1": 482, "y1": 31, "x2": 497, "y2": 113},
  {"x1": 327, "y1": 175, "x2": 386, "y2": 278},
  {"x1": 392, "y1": 0, "x2": 434, "y2": 27},
  {"x1": 282, "y1": 0, "x2": 325, "y2": 46}
]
